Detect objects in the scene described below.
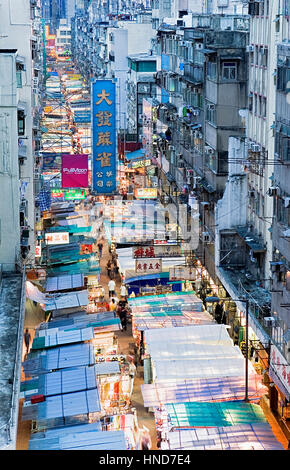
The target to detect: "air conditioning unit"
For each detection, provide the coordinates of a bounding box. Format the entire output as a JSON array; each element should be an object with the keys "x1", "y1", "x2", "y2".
[
  {"x1": 35, "y1": 208, "x2": 41, "y2": 223},
  {"x1": 264, "y1": 316, "x2": 276, "y2": 328},
  {"x1": 168, "y1": 145, "x2": 175, "y2": 151},
  {"x1": 196, "y1": 43, "x2": 203, "y2": 50},
  {"x1": 202, "y1": 231, "x2": 211, "y2": 243},
  {"x1": 246, "y1": 45, "x2": 254, "y2": 52},
  {"x1": 192, "y1": 110, "x2": 200, "y2": 116},
  {"x1": 267, "y1": 186, "x2": 280, "y2": 197},
  {"x1": 251, "y1": 144, "x2": 261, "y2": 153}
]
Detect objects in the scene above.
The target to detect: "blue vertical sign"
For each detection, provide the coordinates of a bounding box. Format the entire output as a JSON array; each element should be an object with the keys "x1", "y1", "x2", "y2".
[{"x1": 92, "y1": 80, "x2": 117, "y2": 194}]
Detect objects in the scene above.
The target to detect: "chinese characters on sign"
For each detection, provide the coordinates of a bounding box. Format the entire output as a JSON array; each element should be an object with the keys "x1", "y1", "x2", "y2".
[
  {"x1": 169, "y1": 266, "x2": 196, "y2": 281},
  {"x1": 270, "y1": 345, "x2": 290, "y2": 393},
  {"x1": 45, "y1": 232, "x2": 69, "y2": 245},
  {"x1": 132, "y1": 245, "x2": 184, "y2": 259},
  {"x1": 92, "y1": 80, "x2": 116, "y2": 194},
  {"x1": 135, "y1": 258, "x2": 162, "y2": 274}
]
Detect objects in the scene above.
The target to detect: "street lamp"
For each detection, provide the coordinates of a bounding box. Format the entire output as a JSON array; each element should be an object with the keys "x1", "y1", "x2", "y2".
[{"x1": 205, "y1": 295, "x2": 250, "y2": 402}]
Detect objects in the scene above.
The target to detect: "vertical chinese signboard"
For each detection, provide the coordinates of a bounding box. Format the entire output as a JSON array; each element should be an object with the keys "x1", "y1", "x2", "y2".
[{"x1": 92, "y1": 80, "x2": 117, "y2": 194}]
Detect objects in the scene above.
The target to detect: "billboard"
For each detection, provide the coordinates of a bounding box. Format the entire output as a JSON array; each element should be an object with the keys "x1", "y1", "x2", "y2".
[
  {"x1": 92, "y1": 80, "x2": 116, "y2": 194},
  {"x1": 61, "y1": 154, "x2": 88, "y2": 188}
]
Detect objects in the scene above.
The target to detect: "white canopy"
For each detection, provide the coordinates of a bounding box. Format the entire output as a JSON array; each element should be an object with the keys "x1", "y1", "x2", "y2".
[
  {"x1": 152, "y1": 356, "x2": 256, "y2": 382},
  {"x1": 145, "y1": 324, "x2": 233, "y2": 349}
]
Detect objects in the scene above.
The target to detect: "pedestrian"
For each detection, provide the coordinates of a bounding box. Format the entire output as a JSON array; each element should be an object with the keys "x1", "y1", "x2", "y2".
[
  {"x1": 140, "y1": 427, "x2": 152, "y2": 450},
  {"x1": 214, "y1": 301, "x2": 224, "y2": 324},
  {"x1": 120, "y1": 283, "x2": 127, "y2": 300},
  {"x1": 113, "y1": 260, "x2": 119, "y2": 279},
  {"x1": 107, "y1": 260, "x2": 113, "y2": 279},
  {"x1": 128, "y1": 360, "x2": 136, "y2": 395},
  {"x1": 109, "y1": 298, "x2": 116, "y2": 312},
  {"x1": 119, "y1": 306, "x2": 128, "y2": 331},
  {"x1": 108, "y1": 278, "x2": 116, "y2": 298},
  {"x1": 24, "y1": 329, "x2": 31, "y2": 354},
  {"x1": 97, "y1": 240, "x2": 103, "y2": 258}
]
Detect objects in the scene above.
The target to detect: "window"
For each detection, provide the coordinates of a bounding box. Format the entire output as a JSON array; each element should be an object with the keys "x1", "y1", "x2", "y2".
[
  {"x1": 206, "y1": 102, "x2": 216, "y2": 125},
  {"x1": 275, "y1": 129, "x2": 290, "y2": 162},
  {"x1": 222, "y1": 62, "x2": 237, "y2": 80},
  {"x1": 207, "y1": 61, "x2": 217, "y2": 80},
  {"x1": 16, "y1": 61, "x2": 24, "y2": 88},
  {"x1": 18, "y1": 110, "x2": 25, "y2": 136}
]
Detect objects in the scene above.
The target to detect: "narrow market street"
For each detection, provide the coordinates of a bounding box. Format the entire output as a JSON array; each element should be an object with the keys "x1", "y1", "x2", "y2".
[
  {"x1": 3, "y1": 0, "x2": 288, "y2": 453},
  {"x1": 17, "y1": 235, "x2": 157, "y2": 450}
]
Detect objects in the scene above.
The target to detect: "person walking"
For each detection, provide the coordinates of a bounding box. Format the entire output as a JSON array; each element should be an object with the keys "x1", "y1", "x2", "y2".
[
  {"x1": 108, "y1": 278, "x2": 116, "y2": 298},
  {"x1": 119, "y1": 306, "x2": 128, "y2": 331},
  {"x1": 97, "y1": 240, "x2": 103, "y2": 258},
  {"x1": 120, "y1": 283, "x2": 127, "y2": 300},
  {"x1": 24, "y1": 329, "x2": 31, "y2": 355},
  {"x1": 109, "y1": 298, "x2": 116, "y2": 313},
  {"x1": 106, "y1": 260, "x2": 113, "y2": 279}
]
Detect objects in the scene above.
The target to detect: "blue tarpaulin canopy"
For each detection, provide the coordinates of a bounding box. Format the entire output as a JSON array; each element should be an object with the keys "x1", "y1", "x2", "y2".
[{"x1": 125, "y1": 148, "x2": 146, "y2": 161}]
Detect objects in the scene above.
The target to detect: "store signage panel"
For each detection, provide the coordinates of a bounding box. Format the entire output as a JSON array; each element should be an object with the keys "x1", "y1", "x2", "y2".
[
  {"x1": 35, "y1": 245, "x2": 42, "y2": 257},
  {"x1": 61, "y1": 154, "x2": 88, "y2": 188},
  {"x1": 135, "y1": 258, "x2": 162, "y2": 274},
  {"x1": 131, "y1": 159, "x2": 151, "y2": 169},
  {"x1": 134, "y1": 188, "x2": 157, "y2": 199},
  {"x1": 51, "y1": 189, "x2": 65, "y2": 199},
  {"x1": 270, "y1": 344, "x2": 290, "y2": 394},
  {"x1": 133, "y1": 245, "x2": 183, "y2": 259},
  {"x1": 169, "y1": 266, "x2": 196, "y2": 281},
  {"x1": 45, "y1": 232, "x2": 69, "y2": 245},
  {"x1": 92, "y1": 80, "x2": 116, "y2": 194},
  {"x1": 64, "y1": 188, "x2": 86, "y2": 200}
]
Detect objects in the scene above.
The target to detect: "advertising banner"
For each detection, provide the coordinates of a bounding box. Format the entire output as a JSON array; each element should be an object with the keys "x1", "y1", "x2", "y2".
[
  {"x1": 92, "y1": 80, "x2": 116, "y2": 194},
  {"x1": 61, "y1": 154, "x2": 88, "y2": 188}
]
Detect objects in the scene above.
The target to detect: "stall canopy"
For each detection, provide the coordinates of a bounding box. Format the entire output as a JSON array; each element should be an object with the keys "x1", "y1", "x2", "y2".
[
  {"x1": 21, "y1": 388, "x2": 101, "y2": 421},
  {"x1": 22, "y1": 343, "x2": 95, "y2": 378},
  {"x1": 141, "y1": 375, "x2": 267, "y2": 407},
  {"x1": 163, "y1": 423, "x2": 284, "y2": 451},
  {"x1": 31, "y1": 326, "x2": 94, "y2": 350},
  {"x1": 144, "y1": 324, "x2": 233, "y2": 348},
  {"x1": 29, "y1": 427, "x2": 126, "y2": 450},
  {"x1": 164, "y1": 401, "x2": 266, "y2": 428},
  {"x1": 45, "y1": 273, "x2": 84, "y2": 292},
  {"x1": 21, "y1": 365, "x2": 98, "y2": 398},
  {"x1": 44, "y1": 290, "x2": 89, "y2": 311}
]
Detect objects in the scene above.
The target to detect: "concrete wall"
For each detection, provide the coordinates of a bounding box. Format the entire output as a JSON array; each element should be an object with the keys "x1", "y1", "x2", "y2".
[{"x1": 0, "y1": 54, "x2": 21, "y2": 270}]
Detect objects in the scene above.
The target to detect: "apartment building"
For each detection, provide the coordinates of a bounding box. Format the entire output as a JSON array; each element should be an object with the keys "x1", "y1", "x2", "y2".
[
  {"x1": 127, "y1": 53, "x2": 157, "y2": 140},
  {"x1": 71, "y1": 3, "x2": 155, "y2": 130},
  {"x1": 0, "y1": 0, "x2": 43, "y2": 267},
  {"x1": 0, "y1": 0, "x2": 40, "y2": 450}
]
